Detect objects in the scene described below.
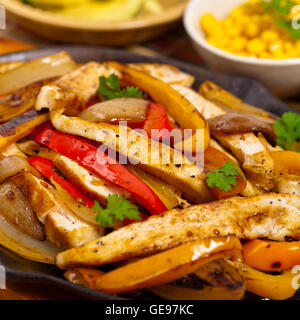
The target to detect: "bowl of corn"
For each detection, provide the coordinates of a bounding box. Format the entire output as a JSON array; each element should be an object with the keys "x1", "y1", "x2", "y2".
[{"x1": 184, "y1": 0, "x2": 300, "y2": 97}]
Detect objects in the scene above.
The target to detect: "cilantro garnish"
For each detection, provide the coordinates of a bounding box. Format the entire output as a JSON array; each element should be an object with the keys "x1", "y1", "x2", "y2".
[
  {"x1": 93, "y1": 194, "x2": 141, "y2": 227},
  {"x1": 206, "y1": 161, "x2": 245, "y2": 192},
  {"x1": 274, "y1": 112, "x2": 300, "y2": 152},
  {"x1": 97, "y1": 73, "x2": 142, "y2": 100}
]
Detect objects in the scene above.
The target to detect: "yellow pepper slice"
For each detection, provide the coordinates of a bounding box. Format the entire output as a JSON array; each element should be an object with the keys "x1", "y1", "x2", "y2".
[
  {"x1": 199, "y1": 81, "x2": 273, "y2": 119},
  {"x1": 245, "y1": 264, "x2": 297, "y2": 300},
  {"x1": 151, "y1": 259, "x2": 245, "y2": 300},
  {"x1": 64, "y1": 236, "x2": 241, "y2": 294},
  {"x1": 0, "y1": 111, "x2": 49, "y2": 152},
  {"x1": 271, "y1": 151, "x2": 300, "y2": 176},
  {"x1": 126, "y1": 165, "x2": 184, "y2": 210}
]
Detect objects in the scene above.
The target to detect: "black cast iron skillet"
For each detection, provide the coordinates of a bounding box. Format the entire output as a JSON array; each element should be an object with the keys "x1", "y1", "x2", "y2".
[{"x1": 0, "y1": 46, "x2": 296, "y2": 300}]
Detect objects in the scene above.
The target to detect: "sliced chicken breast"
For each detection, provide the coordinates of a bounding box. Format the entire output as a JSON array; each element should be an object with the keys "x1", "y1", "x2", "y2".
[
  {"x1": 215, "y1": 132, "x2": 275, "y2": 191},
  {"x1": 45, "y1": 209, "x2": 100, "y2": 249},
  {"x1": 171, "y1": 85, "x2": 276, "y2": 190},
  {"x1": 130, "y1": 64, "x2": 195, "y2": 87},
  {"x1": 274, "y1": 175, "x2": 300, "y2": 195},
  {"x1": 14, "y1": 172, "x2": 101, "y2": 248},
  {"x1": 18, "y1": 140, "x2": 130, "y2": 205},
  {"x1": 56, "y1": 193, "x2": 300, "y2": 269},
  {"x1": 55, "y1": 62, "x2": 120, "y2": 103},
  {"x1": 172, "y1": 84, "x2": 225, "y2": 119}
]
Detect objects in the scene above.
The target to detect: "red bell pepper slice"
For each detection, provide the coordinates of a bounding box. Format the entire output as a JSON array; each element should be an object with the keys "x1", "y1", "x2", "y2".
[
  {"x1": 28, "y1": 156, "x2": 95, "y2": 208},
  {"x1": 31, "y1": 124, "x2": 167, "y2": 215},
  {"x1": 143, "y1": 103, "x2": 171, "y2": 141}
]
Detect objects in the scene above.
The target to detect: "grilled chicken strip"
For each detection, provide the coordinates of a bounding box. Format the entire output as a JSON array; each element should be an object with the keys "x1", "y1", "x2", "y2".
[
  {"x1": 172, "y1": 84, "x2": 225, "y2": 119},
  {"x1": 209, "y1": 138, "x2": 260, "y2": 197},
  {"x1": 56, "y1": 193, "x2": 300, "y2": 269},
  {"x1": 36, "y1": 82, "x2": 211, "y2": 203},
  {"x1": 55, "y1": 62, "x2": 120, "y2": 103},
  {"x1": 12, "y1": 172, "x2": 101, "y2": 248},
  {"x1": 172, "y1": 85, "x2": 275, "y2": 190},
  {"x1": 44, "y1": 209, "x2": 100, "y2": 249},
  {"x1": 18, "y1": 140, "x2": 130, "y2": 205},
  {"x1": 215, "y1": 132, "x2": 275, "y2": 191},
  {"x1": 19, "y1": 140, "x2": 187, "y2": 210},
  {"x1": 130, "y1": 64, "x2": 195, "y2": 87},
  {"x1": 274, "y1": 175, "x2": 300, "y2": 195}
]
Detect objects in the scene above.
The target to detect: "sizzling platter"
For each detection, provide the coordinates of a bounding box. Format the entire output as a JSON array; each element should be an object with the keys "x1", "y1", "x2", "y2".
[{"x1": 0, "y1": 46, "x2": 298, "y2": 300}]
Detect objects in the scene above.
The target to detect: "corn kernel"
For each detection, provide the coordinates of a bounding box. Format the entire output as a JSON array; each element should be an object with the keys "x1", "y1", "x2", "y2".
[
  {"x1": 258, "y1": 52, "x2": 271, "y2": 59},
  {"x1": 272, "y1": 48, "x2": 285, "y2": 59},
  {"x1": 238, "y1": 51, "x2": 251, "y2": 57},
  {"x1": 269, "y1": 42, "x2": 282, "y2": 52},
  {"x1": 245, "y1": 23, "x2": 260, "y2": 38},
  {"x1": 239, "y1": 16, "x2": 251, "y2": 27},
  {"x1": 216, "y1": 37, "x2": 231, "y2": 49},
  {"x1": 227, "y1": 26, "x2": 242, "y2": 37},
  {"x1": 230, "y1": 7, "x2": 245, "y2": 19},
  {"x1": 247, "y1": 38, "x2": 267, "y2": 54},
  {"x1": 208, "y1": 25, "x2": 224, "y2": 38},
  {"x1": 231, "y1": 37, "x2": 247, "y2": 51},
  {"x1": 206, "y1": 37, "x2": 217, "y2": 47},
  {"x1": 201, "y1": 13, "x2": 217, "y2": 33},
  {"x1": 295, "y1": 40, "x2": 300, "y2": 52},
  {"x1": 261, "y1": 30, "x2": 278, "y2": 43},
  {"x1": 287, "y1": 49, "x2": 298, "y2": 58},
  {"x1": 284, "y1": 41, "x2": 294, "y2": 52},
  {"x1": 251, "y1": 14, "x2": 261, "y2": 23},
  {"x1": 260, "y1": 13, "x2": 273, "y2": 26},
  {"x1": 248, "y1": 0, "x2": 260, "y2": 5}
]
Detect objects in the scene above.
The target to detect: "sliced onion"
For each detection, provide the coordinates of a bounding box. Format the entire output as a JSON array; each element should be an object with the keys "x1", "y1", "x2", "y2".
[
  {"x1": 51, "y1": 179, "x2": 104, "y2": 231},
  {"x1": 0, "y1": 51, "x2": 76, "y2": 95},
  {"x1": 1, "y1": 143, "x2": 27, "y2": 158},
  {"x1": 79, "y1": 98, "x2": 149, "y2": 124},
  {"x1": 0, "y1": 180, "x2": 45, "y2": 241},
  {"x1": 0, "y1": 214, "x2": 62, "y2": 264},
  {"x1": 0, "y1": 155, "x2": 40, "y2": 184}
]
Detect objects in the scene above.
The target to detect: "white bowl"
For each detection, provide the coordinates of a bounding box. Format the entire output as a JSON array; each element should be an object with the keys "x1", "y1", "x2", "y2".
[{"x1": 184, "y1": 0, "x2": 300, "y2": 98}]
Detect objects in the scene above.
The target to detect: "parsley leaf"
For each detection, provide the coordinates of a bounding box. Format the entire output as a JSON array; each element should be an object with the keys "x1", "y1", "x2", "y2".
[
  {"x1": 97, "y1": 74, "x2": 142, "y2": 100},
  {"x1": 274, "y1": 112, "x2": 300, "y2": 152},
  {"x1": 93, "y1": 195, "x2": 141, "y2": 227},
  {"x1": 206, "y1": 161, "x2": 245, "y2": 192}
]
